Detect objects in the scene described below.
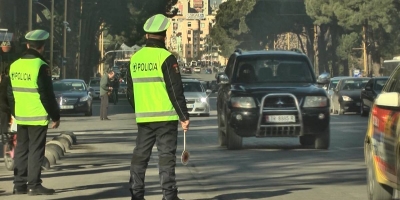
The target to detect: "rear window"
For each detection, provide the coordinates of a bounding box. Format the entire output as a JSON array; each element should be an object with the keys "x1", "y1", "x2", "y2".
[
  {"x1": 340, "y1": 79, "x2": 369, "y2": 90},
  {"x1": 232, "y1": 55, "x2": 314, "y2": 84},
  {"x1": 374, "y1": 79, "x2": 388, "y2": 91},
  {"x1": 182, "y1": 82, "x2": 204, "y2": 93},
  {"x1": 89, "y1": 79, "x2": 100, "y2": 86}
]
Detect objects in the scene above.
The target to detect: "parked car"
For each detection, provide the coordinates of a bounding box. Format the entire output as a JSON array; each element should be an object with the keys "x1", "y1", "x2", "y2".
[
  {"x1": 88, "y1": 77, "x2": 101, "y2": 99},
  {"x1": 216, "y1": 49, "x2": 330, "y2": 150},
  {"x1": 326, "y1": 76, "x2": 349, "y2": 112},
  {"x1": 182, "y1": 79, "x2": 211, "y2": 116},
  {"x1": 53, "y1": 79, "x2": 93, "y2": 116},
  {"x1": 360, "y1": 76, "x2": 389, "y2": 116},
  {"x1": 331, "y1": 77, "x2": 370, "y2": 115},
  {"x1": 364, "y1": 67, "x2": 400, "y2": 200},
  {"x1": 205, "y1": 68, "x2": 212, "y2": 74},
  {"x1": 193, "y1": 67, "x2": 201, "y2": 74},
  {"x1": 182, "y1": 67, "x2": 192, "y2": 74}
]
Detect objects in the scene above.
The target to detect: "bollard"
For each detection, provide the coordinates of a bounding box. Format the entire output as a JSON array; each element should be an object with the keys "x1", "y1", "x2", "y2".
[
  {"x1": 46, "y1": 140, "x2": 66, "y2": 152},
  {"x1": 53, "y1": 136, "x2": 71, "y2": 150},
  {"x1": 61, "y1": 131, "x2": 77, "y2": 145},
  {"x1": 45, "y1": 149, "x2": 56, "y2": 165},
  {"x1": 46, "y1": 143, "x2": 64, "y2": 158}
]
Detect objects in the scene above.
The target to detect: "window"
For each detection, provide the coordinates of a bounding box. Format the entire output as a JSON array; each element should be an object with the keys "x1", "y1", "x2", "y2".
[
  {"x1": 340, "y1": 79, "x2": 369, "y2": 90},
  {"x1": 188, "y1": 22, "x2": 192, "y2": 27},
  {"x1": 328, "y1": 80, "x2": 340, "y2": 90},
  {"x1": 385, "y1": 68, "x2": 400, "y2": 92},
  {"x1": 188, "y1": 51, "x2": 191, "y2": 55},
  {"x1": 182, "y1": 82, "x2": 204, "y2": 92},
  {"x1": 201, "y1": 23, "x2": 205, "y2": 28},
  {"x1": 374, "y1": 78, "x2": 388, "y2": 92},
  {"x1": 188, "y1": 30, "x2": 191, "y2": 34},
  {"x1": 225, "y1": 55, "x2": 235, "y2": 79},
  {"x1": 53, "y1": 81, "x2": 86, "y2": 92}
]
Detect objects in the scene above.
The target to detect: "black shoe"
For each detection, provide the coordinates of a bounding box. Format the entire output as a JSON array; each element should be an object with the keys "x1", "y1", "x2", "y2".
[
  {"x1": 162, "y1": 197, "x2": 183, "y2": 200},
  {"x1": 13, "y1": 185, "x2": 27, "y2": 195},
  {"x1": 28, "y1": 185, "x2": 55, "y2": 195}
]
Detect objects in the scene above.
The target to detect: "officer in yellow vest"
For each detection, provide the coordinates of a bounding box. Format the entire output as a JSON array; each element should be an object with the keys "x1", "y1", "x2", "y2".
[
  {"x1": 126, "y1": 14, "x2": 190, "y2": 200},
  {"x1": 7, "y1": 29, "x2": 60, "y2": 195}
]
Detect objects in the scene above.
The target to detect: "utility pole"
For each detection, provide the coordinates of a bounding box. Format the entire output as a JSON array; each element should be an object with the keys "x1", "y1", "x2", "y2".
[
  {"x1": 362, "y1": 21, "x2": 368, "y2": 76},
  {"x1": 77, "y1": 0, "x2": 83, "y2": 78},
  {"x1": 28, "y1": 0, "x2": 33, "y2": 31},
  {"x1": 287, "y1": 32, "x2": 290, "y2": 50},
  {"x1": 63, "y1": 0, "x2": 67, "y2": 79},
  {"x1": 50, "y1": 0, "x2": 54, "y2": 73}
]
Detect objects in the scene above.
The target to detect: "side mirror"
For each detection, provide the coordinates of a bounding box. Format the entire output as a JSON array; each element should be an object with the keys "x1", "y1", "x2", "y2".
[
  {"x1": 217, "y1": 74, "x2": 229, "y2": 85},
  {"x1": 206, "y1": 89, "x2": 212, "y2": 95},
  {"x1": 375, "y1": 92, "x2": 400, "y2": 107}
]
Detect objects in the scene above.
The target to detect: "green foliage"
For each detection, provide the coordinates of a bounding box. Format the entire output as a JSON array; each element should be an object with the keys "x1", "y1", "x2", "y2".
[{"x1": 336, "y1": 32, "x2": 361, "y2": 60}]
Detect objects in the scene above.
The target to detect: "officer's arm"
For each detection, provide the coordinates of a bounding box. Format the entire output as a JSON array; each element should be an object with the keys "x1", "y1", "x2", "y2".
[
  {"x1": 6, "y1": 77, "x2": 15, "y2": 116},
  {"x1": 162, "y1": 55, "x2": 189, "y2": 121},
  {"x1": 126, "y1": 63, "x2": 135, "y2": 111},
  {"x1": 37, "y1": 64, "x2": 60, "y2": 122}
]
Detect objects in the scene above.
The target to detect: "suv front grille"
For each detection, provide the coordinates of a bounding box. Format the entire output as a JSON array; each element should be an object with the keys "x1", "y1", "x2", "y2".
[
  {"x1": 263, "y1": 96, "x2": 299, "y2": 108},
  {"x1": 259, "y1": 126, "x2": 301, "y2": 136}
]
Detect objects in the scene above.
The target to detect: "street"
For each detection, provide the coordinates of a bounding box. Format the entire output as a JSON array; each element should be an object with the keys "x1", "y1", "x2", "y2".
[{"x1": 0, "y1": 72, "x2": 369, "y2": 200}]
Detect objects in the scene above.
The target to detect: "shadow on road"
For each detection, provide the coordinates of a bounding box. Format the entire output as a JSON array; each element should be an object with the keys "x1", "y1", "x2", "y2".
[{"x1": 194, "y1": 188, "x2": 311, "y2": 200}]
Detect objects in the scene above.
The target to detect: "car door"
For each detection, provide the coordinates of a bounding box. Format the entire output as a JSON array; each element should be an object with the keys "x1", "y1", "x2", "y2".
[
  {"x1": 372, "y1": 68, "x2": 400, "y2": 184},
  {"x1": 362, "y1": 79, "x2": 374, "y2": 108}
]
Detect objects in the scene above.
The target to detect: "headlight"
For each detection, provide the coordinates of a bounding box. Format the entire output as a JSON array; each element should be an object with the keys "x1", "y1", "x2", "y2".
[
  {"x1": 196, "y1": 97, "x2": 208, "y2": 103},
  {"x1": 231, "y1": 97, "x2": 256, "y2": 108},
  {"x1": 80, "y1": 96, "x2": 89, "y2": 102},
  {"x1": 303, "y1": 96, "x2": 328, "y2": 107},
  {"x1": 342, "y1": 96, "x2": 353, "y2": 101}
]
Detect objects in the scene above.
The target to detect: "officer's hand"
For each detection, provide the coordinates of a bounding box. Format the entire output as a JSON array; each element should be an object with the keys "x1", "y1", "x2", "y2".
[
  {"x1": 180, "y1": 120, "x2": 190, "y2": 131},
  {"x1": 51, "y1": 120, "x2": 60, "y2": 129}
]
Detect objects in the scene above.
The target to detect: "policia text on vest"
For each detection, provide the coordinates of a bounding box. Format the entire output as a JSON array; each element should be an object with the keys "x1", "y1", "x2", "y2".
[
  {"x1": 131, "y1": 62, "x2": 158, "y2": 72},
  {"x1": 11, "y1": 72, "x2": 32, "y2": 81}
]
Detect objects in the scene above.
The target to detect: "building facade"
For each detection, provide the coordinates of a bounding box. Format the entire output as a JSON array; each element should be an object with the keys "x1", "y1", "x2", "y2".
[{"x1": 166, "y1": 0, "x2": 225, "y2": 66}]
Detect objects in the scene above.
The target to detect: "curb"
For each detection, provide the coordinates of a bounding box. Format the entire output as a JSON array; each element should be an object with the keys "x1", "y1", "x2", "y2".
[{"x1": 43, "y1": 132, "x2": 78, "y2": 170}]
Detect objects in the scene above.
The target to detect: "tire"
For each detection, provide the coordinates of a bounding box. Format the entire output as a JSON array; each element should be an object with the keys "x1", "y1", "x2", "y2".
[
  {"x1": 217, "y1": 111, "x2": 227, "y2": 146},
  {"x1": 314, "y1": 128, "x2": 330, "y2": 149},
  {"x1": 360, "y1": 101, "x2": 368, "y2": 117},
  {"x1": 4, "y1": 143, "x2": 14, "y2": 171},
  {"x1": 225, "y1": 114, "x2": 242, "y2": 150},
  {"x1": 366, "y1": 143, "x2": 393, "y2": 200},
  {"x1": 85, "y1": 105, "x2": 93, "y2": 116},
  {"x1": 299, "y1": 135, "x2": 314, "y2": 146}
]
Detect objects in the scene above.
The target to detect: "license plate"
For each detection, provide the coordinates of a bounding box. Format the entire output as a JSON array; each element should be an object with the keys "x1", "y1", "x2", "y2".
[
  {"x1": 267, "y1": 115, "x2": 295, "y2": 123},
  {"x1": 61, "y1": 105, "x2": 74, "y2": 109},
  {"x1": 187, "y1": 104, "x2": 194, "y2": 108}
]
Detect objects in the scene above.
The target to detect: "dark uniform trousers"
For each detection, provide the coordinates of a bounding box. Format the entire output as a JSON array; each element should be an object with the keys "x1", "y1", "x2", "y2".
[
  {"x1": 130, "y1": 120, "x2": 179, "y2": 200},
  {"x1": 14, "y1": 125, "x2": 47, "y2": 188},
  {"x1": 0, "y1": 111, "x2": 10, "y2": 137}
]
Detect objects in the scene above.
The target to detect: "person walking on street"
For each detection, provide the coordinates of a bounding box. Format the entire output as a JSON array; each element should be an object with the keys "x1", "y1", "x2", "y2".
[
  {"x1": 112, "y1": 77, "x2": 120, "y2": 105},
  {"x1": 7, "y1": 29, "x2": 60, "y2": 195},
  {"x1": 126, "y1": 14, "x2": 190, "y2": 200},
  {"x1": 100, "y1": 69, "x2": 115, "y2": 120},
  {"x1": 0, "y1": 68, "x2": 11, "y2": 143}
]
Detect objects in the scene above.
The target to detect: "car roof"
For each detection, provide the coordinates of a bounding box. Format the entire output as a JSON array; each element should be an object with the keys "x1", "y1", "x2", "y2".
[
  {"x1": 339, "y1": 77, "x2": 371, "y2": 81},
  {"x1": 330, "y1": 76, "x2": 349, "y2": 80},
  {"x1": 236, "y1": 50, "x2": 307, "y2": 57},
  {"x1": 54, "y1": 79, "x2": 85, "y2": 82},
  {"x1": 182, "y1": 78, "x2": 200, "y2": 83},
  {"x1": 372, "y1": 76, "x2": 389, "y2": 79}
]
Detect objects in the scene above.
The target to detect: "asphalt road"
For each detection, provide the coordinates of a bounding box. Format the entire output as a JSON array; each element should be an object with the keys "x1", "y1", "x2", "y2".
[{"x1": 0, "y1": 71, "x2": 371, "y2": 200}]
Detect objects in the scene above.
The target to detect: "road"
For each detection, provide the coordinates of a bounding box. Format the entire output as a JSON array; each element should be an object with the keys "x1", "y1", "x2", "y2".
[{"x1": 0, "y1": 71, "x2": 370, "y2": 200}]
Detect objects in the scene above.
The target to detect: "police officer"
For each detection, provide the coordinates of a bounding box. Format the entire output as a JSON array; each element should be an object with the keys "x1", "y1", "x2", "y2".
[
  {"x1": 7, "y1": 29, "x2": 60, "y2": 195},
  {"x1": 126, "y1": 14, "x2": 190, "y2": 200}
]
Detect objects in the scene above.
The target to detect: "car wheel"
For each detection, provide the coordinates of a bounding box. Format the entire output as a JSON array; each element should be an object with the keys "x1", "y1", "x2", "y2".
[
  {"x1": 217, "y1": 111, "x2": 227, "y2": 146},
  {"x1": 360, "y1": 101, "x2": 368, "y2": 117},
  {"x1": 299, "y1": 135, "x2": 314, "y2": 146},
  {"x1": 85, "y1": 105, "x2": 93, "y2": 116},
  {"x1": 225, "y1": 113, "x2": 242, "y2": 150},
  {"x1": 3, "y1": 144, "x2": 14, "y2": 171},
  {"x1": 366, "y1": 143, "x2": 393, "y2": 200},
  {"x1": 314, "y1": 128, "x2": 330, "y2": 149}
]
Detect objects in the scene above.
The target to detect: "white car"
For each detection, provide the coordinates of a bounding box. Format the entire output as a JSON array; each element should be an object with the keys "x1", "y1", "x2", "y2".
[
  {"x1": 193, "y1": 67, "x2": 201, "y2": 73},
  {"x1": 182, "y1": 79, "x2": 211, "y2": 116}
]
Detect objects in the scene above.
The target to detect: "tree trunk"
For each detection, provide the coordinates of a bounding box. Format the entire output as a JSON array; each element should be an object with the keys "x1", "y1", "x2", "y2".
[{"x1": 317, "y1": 25, "x2": 329, "y2": 74}]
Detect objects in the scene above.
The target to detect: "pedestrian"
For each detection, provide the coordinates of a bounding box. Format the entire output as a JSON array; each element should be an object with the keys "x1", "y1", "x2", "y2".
[
  {"x1": 0, "y1": 67, "x2": 11, "y2": 143},
  {"x1": 99, "y1": 69, "x2": 115, "y2": 120},
  {"x1": 112, "y1": 76, "x2": 120, "y2": 104},
  {"x1": 126, "y1": 14, "x2": 190, "y2": 200},
  {"x1": 7, "y1": 29, "x2": 60, "y2": 195}
]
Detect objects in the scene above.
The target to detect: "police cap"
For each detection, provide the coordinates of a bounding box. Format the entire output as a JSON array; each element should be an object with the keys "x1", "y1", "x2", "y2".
[
  {"x1": 143, "y1": 14, "x2": 171, "y2": 34},
  {"x1": 25, "y1": 29, "x2": 49, "y2": 41}
]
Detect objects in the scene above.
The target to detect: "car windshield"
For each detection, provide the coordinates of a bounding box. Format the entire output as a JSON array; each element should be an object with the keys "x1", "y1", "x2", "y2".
[
  {"x1": 89, "y1": 79, "x2": 100, "y2": 86},
  {"x1": 233, "y1": 55, "x2": 314, "y2": 83},
  {"x1": 340, "y1": 79, "x2": 369, "y2": 90},
  {"x1": 183, "y1": 82, "x2": 204, "y2": 93},
  {"x1": 329, "y1": 80, "x2": 340, "y2": 90},
  {"x1": 53, "y1": 81, "x2": 86, "y2": 92},
  {"x1": 374, "y1": 79, "x2": 388, "y2": 91}
]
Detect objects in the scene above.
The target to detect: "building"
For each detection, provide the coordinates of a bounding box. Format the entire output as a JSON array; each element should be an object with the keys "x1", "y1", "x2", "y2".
[{"x1": 166, "y1": 0, "x2": 225, "y2": 66}]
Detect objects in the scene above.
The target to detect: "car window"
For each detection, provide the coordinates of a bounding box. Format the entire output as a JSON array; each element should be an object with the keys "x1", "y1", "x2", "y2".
[
  {"x1": 89, "y1": 79, "x2": 100, "y2": 86},
  {"x1": 328, "y1": 80, "x2": 340, "y2": 90},
  {"x1": 373, "y1": 79, "x2": 388, "y2": 91},
  {"x1": 183, "y1": 82, "x2": 204, "y2": 92},
  {"x1": 384, "y1": 68, "x2": 400, "y2": 92},
  {"x1": 232, "y1": 55, "x2": 314, "y2": 84},
  {"x1": 340, "y1": 79, "x2": 369, "y2": 90},
  {"x1": 53, "y1": 81, "x2": 86, "y2": 91},
  {"x1": 365, "y1": 79, "x2": 373, "y2": 89},
  {"x1": 225, "y1": 55, "x2": 235, "y2": 79}
]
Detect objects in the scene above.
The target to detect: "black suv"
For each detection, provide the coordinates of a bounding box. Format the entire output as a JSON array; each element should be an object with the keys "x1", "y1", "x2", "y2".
[{"x1": 216, "y1": 49, "x2": 330, "y2": 150}]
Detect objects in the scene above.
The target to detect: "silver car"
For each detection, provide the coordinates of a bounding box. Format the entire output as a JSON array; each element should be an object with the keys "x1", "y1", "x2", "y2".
[
  {"x1": 182, "y1": 79, "x2": 211, "y2": 116},
  {"x1": 326, "y1": 76, "x2": 348, "y2": 112},
  {"x1": 88, "y1": 78, "x2": 101, "y2": 99}
]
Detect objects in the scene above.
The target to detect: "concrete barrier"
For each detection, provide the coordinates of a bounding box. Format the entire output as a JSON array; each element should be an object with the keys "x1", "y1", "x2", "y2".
[
  {"x1": 52, "y1": 136, "x2": 72, "y2": 150},
  {"x1": 41, "y1": 157, "x2": 50, "y2": 170},
  {"x1": 45, "y1": 149, "x2": 56, "y2": 165},
  {"x1": 46, "y1": 143, "x2": 64, "y2": 158},
  {"x1": 61, "y1": 131, "x2": 77, "y2": 145},
  {"x1": 59, "y1": 133, "x2": 74, "y2": 146},
  {"x1": 46, "y1": 140, "x2": 66, "y2": 152}
]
